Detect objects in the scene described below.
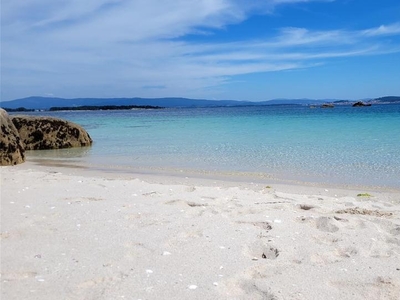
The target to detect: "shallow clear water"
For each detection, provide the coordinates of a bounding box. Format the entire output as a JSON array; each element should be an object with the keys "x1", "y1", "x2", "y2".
[{"x1": 21, "y1": 104, "x2": 400, "y2": 188}]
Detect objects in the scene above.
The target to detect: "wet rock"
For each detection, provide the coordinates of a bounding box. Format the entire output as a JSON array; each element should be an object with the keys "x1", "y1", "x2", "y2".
[
  {"x1": 321, "y1": 103, "x2": 334, "y2": 108},
  {"x1": 11, "y1": 115, "x2": 92, "y2": 150},
  {"x1": 0, "y1": 108, "x2": 25, "y2": 165},
  {"x1": 352, "y1": 101, "x2": 371, "y2": 107}
]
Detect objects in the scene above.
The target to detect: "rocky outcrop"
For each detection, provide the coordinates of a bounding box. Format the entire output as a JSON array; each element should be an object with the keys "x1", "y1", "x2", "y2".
[
  {"x1": 11, "y1": 115, "x2": 93, "y2": 150},
  {"x1": 0, "y1": 108, "x2": 25, "y2": 165},
  {"x1": 321, "y1": 103, "x2": 334, "y2": 108},
  {"x1": 352, "y1": 101, "x2": 371, "y2": 107}
]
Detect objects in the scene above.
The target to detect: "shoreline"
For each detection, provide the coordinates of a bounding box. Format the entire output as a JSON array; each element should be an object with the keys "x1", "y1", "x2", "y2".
[
  {"x1": 1, "y1": 161, "x2": 400, "y2": 299},
  {"x1": 24, "y1": 157, "x2": 400, "y2": 194}
]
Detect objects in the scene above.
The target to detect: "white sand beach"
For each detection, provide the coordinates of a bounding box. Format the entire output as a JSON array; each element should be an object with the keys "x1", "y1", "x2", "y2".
[{"x1": 1, "y1": 162, "x2": 400, "y2": 299}]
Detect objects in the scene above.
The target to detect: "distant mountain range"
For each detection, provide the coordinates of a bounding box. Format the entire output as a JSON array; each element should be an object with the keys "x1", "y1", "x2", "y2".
[{"x1": 1, "y1": 96, "x2": 399, "y2": 110}]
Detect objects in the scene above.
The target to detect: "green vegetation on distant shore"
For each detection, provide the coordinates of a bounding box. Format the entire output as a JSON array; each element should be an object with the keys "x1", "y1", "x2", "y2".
[
  {"x1": 49, "y1": 105, "x2": 164, "y2": 111},
  {"x1": 2, "y1": 105, "x2": 164, "y2": 112},
  {"x1": 2, "y1": 107, "x2": 35, "y2": 112}
]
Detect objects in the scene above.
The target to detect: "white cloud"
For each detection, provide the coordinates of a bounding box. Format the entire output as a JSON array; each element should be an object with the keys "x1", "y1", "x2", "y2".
[
  {"x1": 1, "y1": 0, "x2": 399, "y2": 100},
  {"x1": 362, "y1": 23, "x2": 400, "y2": 37}
]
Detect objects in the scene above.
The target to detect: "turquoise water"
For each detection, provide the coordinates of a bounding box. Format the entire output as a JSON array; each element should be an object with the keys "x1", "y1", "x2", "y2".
[{"x1": 21, "y1": 104, "x2": 400, "y2": 188}]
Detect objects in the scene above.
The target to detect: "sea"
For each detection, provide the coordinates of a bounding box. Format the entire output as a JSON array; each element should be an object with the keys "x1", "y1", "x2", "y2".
[{"x1": 18, "y1": 104, "x2": 400, "y2": 189}]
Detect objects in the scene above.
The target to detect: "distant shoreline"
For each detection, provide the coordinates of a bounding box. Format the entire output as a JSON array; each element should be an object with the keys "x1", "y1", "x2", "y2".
[
  {"x1": 2, "y1": 95, "x2": 399, "y2": 111},
  {"x1": 3, "y1": 101, "x2": 400, "y2": 113},
  {"x1": 2, "y1": 105, "x2": 164, "y2": 112}
]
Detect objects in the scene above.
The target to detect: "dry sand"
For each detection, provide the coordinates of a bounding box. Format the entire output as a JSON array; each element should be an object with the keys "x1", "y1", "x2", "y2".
[{"x1": 1, "y1": 162, "x2": 400, "y2": 299}]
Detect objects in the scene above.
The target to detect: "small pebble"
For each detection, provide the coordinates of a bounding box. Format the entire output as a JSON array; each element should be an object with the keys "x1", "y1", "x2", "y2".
[
  {"x1": 162, "y1": 251, "x2": 171, "y2": 256},
  {"x1": 188, "y1": 285, "x2": 197, "y2": 290},
  {"x1": 213, "y1": 282, "x2": 218, "y2": 286}
]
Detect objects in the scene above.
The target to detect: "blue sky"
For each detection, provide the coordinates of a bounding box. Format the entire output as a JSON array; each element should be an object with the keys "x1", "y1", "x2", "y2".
[{"x1": 1, "y1": 0, "x2": 400, "y2": 102}]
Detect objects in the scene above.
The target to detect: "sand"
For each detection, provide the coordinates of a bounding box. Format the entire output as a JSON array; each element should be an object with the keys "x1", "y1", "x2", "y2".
[{"x1": 1, "y1": 162, "x2": 400, "y2": 299}]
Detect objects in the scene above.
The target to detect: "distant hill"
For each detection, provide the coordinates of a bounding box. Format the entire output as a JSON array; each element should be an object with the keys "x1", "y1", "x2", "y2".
[
  {"x1": 1, "y1": 95, "x2": 398, "y2": 110},
  {"x1": 372, "y1": 96, "x2": 400, "y2": 103},
  {"x1": 258, "y1": 99, "x2": 333, "y2": 105},
  {"x1": 1, "y1": 96, "x2": 334, "y2": 110},
  {"x1": 333, "y1": 96, "x2": 400, "y2": 105},
  {"x1": 1, "y1": 96, "x2": 254, "y2": 110}
]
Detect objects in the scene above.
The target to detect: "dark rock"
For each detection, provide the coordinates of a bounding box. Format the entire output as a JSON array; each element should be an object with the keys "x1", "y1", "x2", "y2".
[
  {"x1": 352, "y1": 101, "x2": 372, "y2": 107},
  {"x1": 0, "y1": 108, "x2": 25, "y2": 165},
  {"x1": 321, "y1": 103, "x2": 334, "y2": 108},
  {"x1": 11, "y1": 115, "x2": 92, "y2": 150}
]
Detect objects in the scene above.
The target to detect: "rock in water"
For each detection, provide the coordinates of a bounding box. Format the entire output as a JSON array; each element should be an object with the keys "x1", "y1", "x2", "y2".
[
  {"x1": 11, "y1": 115, "x2": 93, "y2": 150},
  {"x1": 352, "y1": 101, "x2": 372, "y2": 107},
  {"x1": 0, "y1": 108, "x2": 26, "y2": 165}
]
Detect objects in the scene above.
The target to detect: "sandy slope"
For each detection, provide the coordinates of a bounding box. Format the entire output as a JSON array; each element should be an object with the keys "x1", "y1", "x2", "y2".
[{"x1": 1, "y1": 163, "x2": 400, "y2": 299}]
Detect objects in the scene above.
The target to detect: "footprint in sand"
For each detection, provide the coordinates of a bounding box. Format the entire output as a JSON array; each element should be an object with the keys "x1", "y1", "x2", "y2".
[
  {"x1": 298, "y1": 204, "x2": 316, "y2": 211},
  {"x1": 297, "y1": 216, "x2": 339, "y2": 233},
  {"x1": 236, "y1": 221, "x2": 273, "y2": 232},
  {"x1": 315, "y1": 217, "x2": 339, "y2": 233},
  {"x1": 164, "y1": 199, "x2": 214, "y2": 217},
  {"x1": 72, "y1": 272, "x2": 129, "y2": 300},
  {"x1": 238, "y1": 279, "x2": 278, "y2": 300},
  {"x1": 329, "y1": 276, "x2": 400, "y2": 300},
  {"x1": 374, "y1": 220, "x2": 400, "y2": 236},
  {"x1": 164, "y1": 199, "x2": 208, "y2": 208},
  {"x1": 186, "y1": 186, "x2": 196, "y2": 192},
  {"x1": 244, "y1": 240, "x2": 280, "y2": 260},
  {"x1": 369, "y1": 220, "x2": 400, "y2": 253},
  {"x1": 220, "y1": 268, "x2": 278, "y2": 300},
  {"x1": 389, "y1": 225, "x2": 400, "y2": 236}
]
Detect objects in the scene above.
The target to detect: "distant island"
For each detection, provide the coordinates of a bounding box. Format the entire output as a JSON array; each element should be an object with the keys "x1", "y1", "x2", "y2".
[
  {"x1": 2, "y1": 105, "x2": 163, "y2": 112},
  {"x1": 3, "y1": 107, "x2": 35, "y2": 112},
  {"x1": 1, "y1": 95, "x2": 399, "y2": 111},
  {"x1": 333, "y1": 96, "x2": 400, "y2": 105},
  {"x1": 48, "y1": 105, "x2": 164, "y2": 111}
]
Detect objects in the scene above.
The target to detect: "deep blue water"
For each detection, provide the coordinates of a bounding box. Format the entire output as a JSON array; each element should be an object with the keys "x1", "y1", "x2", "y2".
[{"x1": 19, "y1": 104, "x2": 400, "y2": 188}]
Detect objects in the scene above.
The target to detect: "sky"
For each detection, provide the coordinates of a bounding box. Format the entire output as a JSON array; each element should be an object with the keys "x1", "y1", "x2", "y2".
[{"x1": 1, "y1": 0, "x2": 400, "y2": 102}]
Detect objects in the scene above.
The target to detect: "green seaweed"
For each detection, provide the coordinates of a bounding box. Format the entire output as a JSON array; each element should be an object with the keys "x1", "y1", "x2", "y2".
[{"x1": 357, "y1": 193, "x2": 372, "y2": 197}]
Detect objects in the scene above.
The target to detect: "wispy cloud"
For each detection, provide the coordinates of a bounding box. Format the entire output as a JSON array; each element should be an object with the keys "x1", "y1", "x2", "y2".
[
  {"x1": 362, "y1": 23, "x2": 400, "y2": 37},
  {"x1": 1, "y1": 0, "x2": 400, "y2": 100}
]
